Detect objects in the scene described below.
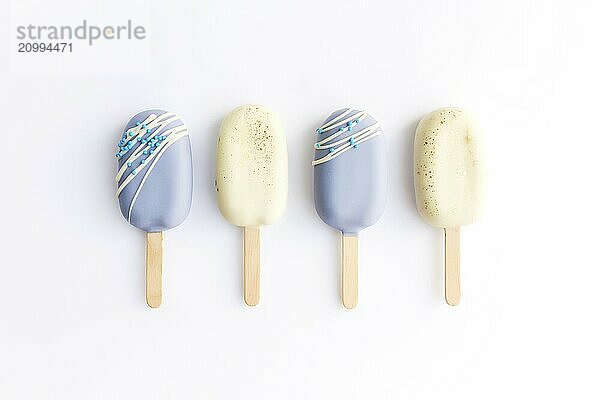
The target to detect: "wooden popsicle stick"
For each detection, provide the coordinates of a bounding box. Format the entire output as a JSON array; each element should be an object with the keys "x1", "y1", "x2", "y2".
[
  {"x1": 146, "y1": 232, "x2": 163, "y2": 308},
  {"x1": 341, "y1": 234, "x2": 359, "y2": 309},
  {"x1": 444, "y1": 227, "x2": 461, "y2": 306},
  {"x1": 243, "y1": 226, "x2": 260, "y2": 306}
]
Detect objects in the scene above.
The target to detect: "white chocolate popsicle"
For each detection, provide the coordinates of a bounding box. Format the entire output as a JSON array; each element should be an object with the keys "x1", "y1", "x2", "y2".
[
  {"x1": 215, "y1": 105, "x2": 288, "y2": 306},
  {"x1": 414, "y1": 108, "x2": 483, "y2": 305}
]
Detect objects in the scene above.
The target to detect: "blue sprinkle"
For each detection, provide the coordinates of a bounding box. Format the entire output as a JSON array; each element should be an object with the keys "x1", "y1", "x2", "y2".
[
  {"x1": 315, "y1": 143, "x2": 320, "y2": 148},
  {"x1": 129, "y1": 132, "x2": 134, "y2": 137},
  {"x1": 315, "y1": 128, "x2": 322, "y2": 134},
  {"x1": 143, "y1": 150, "x2": 148, "y2": 155},
  {"x1": 155, "y1": 143, "x2": 161, "y2": 147},
  {"x1": 131, "y1": 170, "x2": 137, "y2": 175},
  {"x1": 329, "y1": 148, "x2": 335, "y2": 153},
  {"x1": 137, "y1": 137, "x2": 142, "y2": 142},
  {"x1": 142, "y1": 139, "x2": 147, "y2": 143},
  {"x1": 141, "y1": 159, "x2": 146, "y2": 164},
  {"x1": 115, "y1": 153, "x2": 121, "y2": 158},
  {"x1": 127, "y1": 162, "x2": 132, "y2": 167},
  {"x1": 146, "y1": 129, "x2": 151, "y2": 133},
  {"x1": 150, "y1": 149, "x2": 155, "y2": 154}
]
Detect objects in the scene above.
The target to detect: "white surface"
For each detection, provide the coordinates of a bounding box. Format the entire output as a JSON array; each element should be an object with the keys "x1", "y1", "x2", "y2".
[{"x1": 1, "y1": 0, "x2": 599, "y2": 399}]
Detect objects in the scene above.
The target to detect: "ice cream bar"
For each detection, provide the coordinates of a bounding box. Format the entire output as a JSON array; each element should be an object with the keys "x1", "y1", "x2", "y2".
[
  {"x1": 313, "y1": 108, "x2": 386, "y2": 309},
  {"x1": 215, "y1": 105, "x2": 288, "y2": 306},
  {"x1": 115, "y1": 109, "x2": 193, "y2": 308},
  {"x1": 414, "y1": 107, "x2": 483, "y2": 305}
]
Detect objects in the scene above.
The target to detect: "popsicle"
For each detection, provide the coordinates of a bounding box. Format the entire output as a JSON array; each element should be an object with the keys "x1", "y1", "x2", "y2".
[
  {"x1": 313, "y1": 108, "x2": 387, "y2": 309},
  {"x1": 215, "y1": 105, "x2": 288, "y2": 306},
  {"x1": 413, "y1": 107, "x2": 483, "y2": 306},
  {"x1": 115, "y1": 109, "x2": 193, "y2": 308}
]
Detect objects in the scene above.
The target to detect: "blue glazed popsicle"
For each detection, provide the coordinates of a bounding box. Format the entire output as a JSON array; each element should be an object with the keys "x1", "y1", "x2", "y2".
[
  {"x1": 115, "y1": 109, "x2": 193, "y2": 308},
  {"x1": 313, "y1": 108, "x2": 386, "y2": 308}
]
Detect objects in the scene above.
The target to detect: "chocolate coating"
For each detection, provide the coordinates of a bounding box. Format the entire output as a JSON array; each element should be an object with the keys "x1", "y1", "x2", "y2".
[
  {"x1": 116, "y1": 109, "x2": 193, "y2": 232},
  {"x1": 313, "y1": 108, "x2": 386, "y2": 235}
]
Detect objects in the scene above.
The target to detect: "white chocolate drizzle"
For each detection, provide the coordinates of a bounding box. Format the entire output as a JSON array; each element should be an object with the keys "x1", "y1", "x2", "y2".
[
  {"x1": 312, "y1": 109, "x2": 382, "y2": 166},
  {"x1": 115, "y1": 112, "x2": 188, "y2": 221}
]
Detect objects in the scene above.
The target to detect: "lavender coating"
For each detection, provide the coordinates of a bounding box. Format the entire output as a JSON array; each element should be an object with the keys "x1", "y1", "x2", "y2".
[
  {"x1": 313, "y1": 108, "x2": 386, "y2": 235},
  {"x1": 116, "y1": 109, "x2": 193, "y2": 232}
]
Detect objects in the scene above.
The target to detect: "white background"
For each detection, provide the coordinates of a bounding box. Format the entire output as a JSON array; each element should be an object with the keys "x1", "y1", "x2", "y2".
[{"x1": 1, "y1": 0, "x2": 599, "y2": 399}]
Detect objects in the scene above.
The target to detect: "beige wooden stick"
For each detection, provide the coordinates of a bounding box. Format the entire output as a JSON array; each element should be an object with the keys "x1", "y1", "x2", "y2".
[
  {"x1": 146, "y1": 232, "x2": 163, "y2": 308},
  {"x1": 243, "y1": 226, "x2": 260, "y2": 306},
  {"x1": 341, "y1": 234, "x2": 359, "y2": 309},
  {"x1": 444, "y1": 227, "x2": 461, "y2": 306}
]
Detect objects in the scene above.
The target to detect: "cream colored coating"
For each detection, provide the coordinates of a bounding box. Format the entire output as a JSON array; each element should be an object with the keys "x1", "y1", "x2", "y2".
[
  {"x1": 216, "y1": 105, "x2": 288, "y2": 227},
  {"x1": 414, "y1": 108, "x2": 483, "y2": 228}
]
